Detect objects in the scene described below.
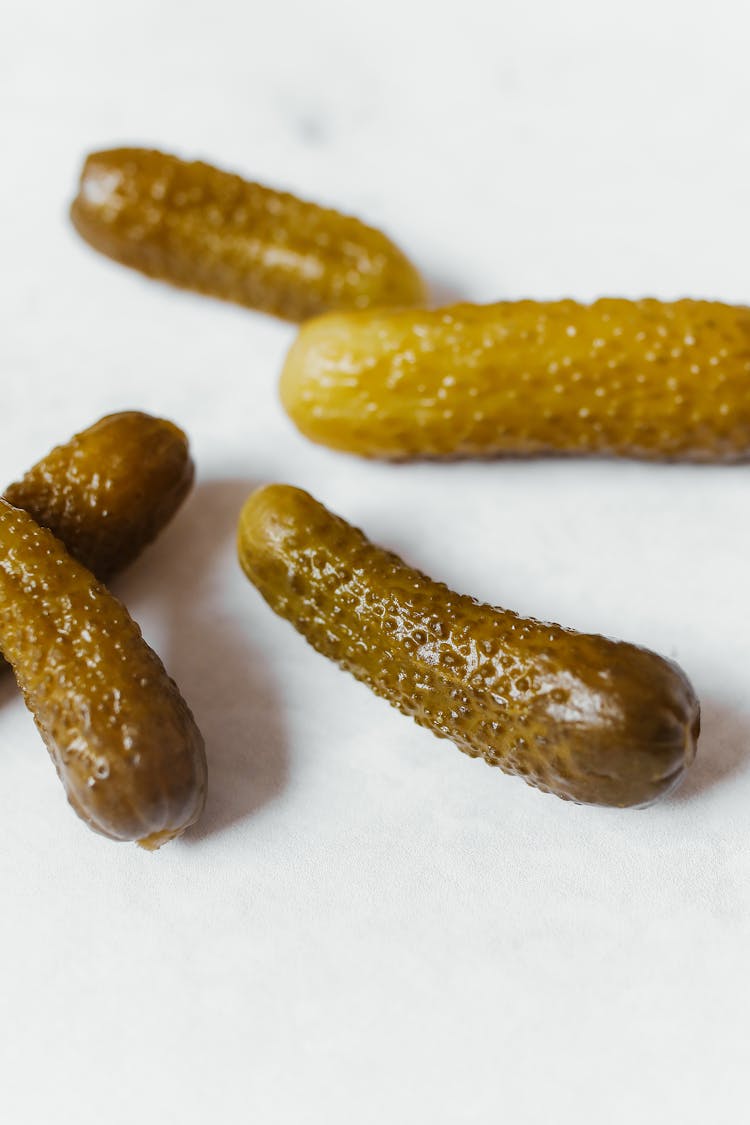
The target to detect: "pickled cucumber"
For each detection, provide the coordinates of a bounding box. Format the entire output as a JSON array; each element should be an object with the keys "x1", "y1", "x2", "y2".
[
  {"x1": 238, "y1": 485, "x2": 699, "y2": 807},
  {"x1": 4, "y1": 411, "x2": 194, "y2": 581},
  {"x1": 0, "y1": 500, "x2": 206, "y2": 847},
  {"x1": 280, "y1": 299, "x2": 750, "y2": 460},
  {"x1": 71, "y1": 148, "x2": 426, "y2": 321}
]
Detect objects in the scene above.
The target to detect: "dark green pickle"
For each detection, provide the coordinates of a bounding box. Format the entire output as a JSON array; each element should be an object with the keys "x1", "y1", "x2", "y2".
[
  {"x1": 238, "y1": 485, "x2": 700, "y2": 808},
  {"x1": 0, "y1": 501, "x2": 206, "y2": 847},
  {"x1": 71, "y1": 148, "x2": 426, "y2": 321},
  {"x1": 4, "y1": 411, "x2": 194, "y2": 581}
]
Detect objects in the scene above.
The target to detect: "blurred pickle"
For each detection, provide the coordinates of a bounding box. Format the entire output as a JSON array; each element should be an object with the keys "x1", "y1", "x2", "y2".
[
  {"x1": 280, "y1": 298, "x2": 750, "y2": 460},
  {"x1": 71, "y1": 148, "x2": 426, "y2": 321},
  {"x1": 0, "y1": 500, "x2": 206, "y2": 848},
  {"x1": 238, "y1": 484, "x2": 699, "y2": 808},
  {"x1": 4, "y1": 411, "x2": 194, "y2": 581}
]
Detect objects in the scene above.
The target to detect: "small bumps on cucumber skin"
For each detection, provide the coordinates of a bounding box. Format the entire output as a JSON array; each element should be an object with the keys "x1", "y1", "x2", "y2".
[
  {"x1": 4, "y1": 412, "x2": 194, "y2": 582},
  {"x1": 238, "y1": 485, "x2": 699, "y2": 808},
  {"x1": 280, "y1": 299, "x2": 750, "y2": 460},
  {"x1": 0, "y1": 501, "x2": 207, "y2": 847},
  {"x1": 71, "y1": 148, "x2": 426, "y2": 321}
]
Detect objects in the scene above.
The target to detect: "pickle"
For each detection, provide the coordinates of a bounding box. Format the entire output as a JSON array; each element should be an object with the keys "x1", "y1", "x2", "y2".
[
  {"x1": 0, "y1": 500, "x2": 206, "y2": 847},
  {"x1": 70, "y1": 148, "x2": 426, "y2": 321},
  {"x1": 4, "y1": 411, "x2": 194, "y2": 582},
  {"x1": 238, "y1": 485, "x2": 699, "y2": 808},
  {"x1": 280, "y1": 299, "x2": 750, "y2": 460}
]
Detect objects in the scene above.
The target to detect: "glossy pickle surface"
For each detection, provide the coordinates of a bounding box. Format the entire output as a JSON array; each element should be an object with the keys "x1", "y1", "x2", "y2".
[
  {"x1": 238, "y1": 485, "x2": 699, "y2": 808},
  {"x1": 71, "y1": 148, "x2": 426, "y2": 321},
  {"x1": 0, "y1": 501, "x2": 206, "y2": 847},
  {"x1": 4, "y1": 411, "x2": 194, "y2": 581},
  {"x1": 281, "y1": 298, "x2": 750, "y2": 460}
]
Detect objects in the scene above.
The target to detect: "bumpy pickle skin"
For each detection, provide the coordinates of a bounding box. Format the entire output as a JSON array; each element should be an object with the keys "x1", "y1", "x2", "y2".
[
  {"x1": 70, "y1": 148, "x2": 426, "y2": 321},
  {"x1": 238, "y1": 485, "x2": 699, "y2": 807},
  {"x1": 4, "y1": 411, "x2": 194, "y2": 581},
  {"x1": 280, "y1": 299, "x2": 750, "y2": 460},
  {"x1": 0, "y1": 501, "x2": 206, "y2": 847}
]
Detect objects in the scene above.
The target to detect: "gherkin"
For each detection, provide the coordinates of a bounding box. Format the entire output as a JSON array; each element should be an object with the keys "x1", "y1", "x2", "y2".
[
  {"x1": 71, "y1": 148, "x2": 426, "y2": 320},
  {"x1": 4, "y1": 411, "x2": 194, "y2": 581},
  {"x1": 0, "y1": 500, "x2": 206, "y2": 848},
  {"x1": 280, "y1": 298, "x2": 750, "y2": 460},
  {"x1": 238, "y1": 484, "x2": 699, "y2": 808},
  {"x1": 0, "y1": 411, "x2": 193, "y2": 677}
]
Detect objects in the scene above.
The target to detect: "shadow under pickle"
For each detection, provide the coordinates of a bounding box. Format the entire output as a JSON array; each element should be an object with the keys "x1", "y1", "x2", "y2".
[
  {"x1": 425, "y1": 274, "x2": 470, "y2": 308},
  {"x1": 667, "y1": 694, "x2": 750, "y2": 804},
  {"x1": 0, "y1": 670, "x2": 18, "y2": 706},
  {"x1": 114, "y1": 477, "x2": 288, "y2": 842}
]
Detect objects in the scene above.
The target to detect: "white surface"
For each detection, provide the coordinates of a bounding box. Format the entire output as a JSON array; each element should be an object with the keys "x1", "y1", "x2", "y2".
[{"x1": 2, "y1": 1, "x2": 750, "y2": 1121}]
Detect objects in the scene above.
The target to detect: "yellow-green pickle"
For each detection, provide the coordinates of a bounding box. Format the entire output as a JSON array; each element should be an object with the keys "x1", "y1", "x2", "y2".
[
  {"x1": 4, "y1": 411, "x2": 194, "y2": 581},
  {"x1": 238, "y1": 485, "x2": 700, "y2": 807},
  {"x1": 71, "y1": 148, "x2": 426, "y2": 320},
  {"x1": 0, "y1": 501, "x2": 206, "y2": 847},
  {"x1": 281, "y1": 298, "x2": 750, "y2": 460}
]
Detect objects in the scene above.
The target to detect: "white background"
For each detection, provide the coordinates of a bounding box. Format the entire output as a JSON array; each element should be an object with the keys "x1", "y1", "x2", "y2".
[{"x1": 2, "y1": 1, "x2": 750, "y2": 1121}]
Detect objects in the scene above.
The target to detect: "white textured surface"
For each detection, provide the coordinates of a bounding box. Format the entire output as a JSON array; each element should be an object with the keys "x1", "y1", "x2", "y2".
[{"x1": 2, "y1": 1, "x2": 750, "y2": 1121}]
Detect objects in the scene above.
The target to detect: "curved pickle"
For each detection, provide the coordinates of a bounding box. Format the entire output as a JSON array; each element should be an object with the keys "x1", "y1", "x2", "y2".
[
  {"x1": 4, "y1": 411, "x2": 194, "y2": 581},
  {"x1": 71, "y1": 148, "x2": 426, "y2": 321},
  {"x1": 280, "y1": 298, "x2": 750, "y2": 460},
  {"x1": 238, "y1": 484, "x2": 700, "y2": 808},
  {"x1": 0, "y1": 500, "x2": 206, "y2": 847}
]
